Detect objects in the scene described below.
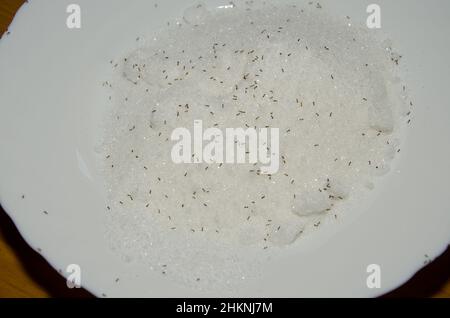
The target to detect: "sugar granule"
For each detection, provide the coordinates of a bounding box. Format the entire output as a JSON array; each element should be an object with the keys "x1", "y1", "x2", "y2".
[{"x1": 100, "y1": 2, "x2": 410, "y2": 292}]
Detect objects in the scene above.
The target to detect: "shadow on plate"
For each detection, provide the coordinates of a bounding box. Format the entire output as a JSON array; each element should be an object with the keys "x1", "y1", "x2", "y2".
[{"x1": 0, "y1": 205, "x2": 448, "y2": 298}]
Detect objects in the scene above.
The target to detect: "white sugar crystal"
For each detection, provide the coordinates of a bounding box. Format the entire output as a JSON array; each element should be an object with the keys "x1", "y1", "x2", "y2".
[
  {"x1": 183, "y1": 3, "x2": 211, "y2": 25},
  {"x1": 269, "y1": 218, "x2": 305, "y2": 246},
  {"x1": 101, "y1": 1, "x2": 409, "y2": 292},
  {"x1": 292, "y1": 189, "x2": 332, "y2": 217}
]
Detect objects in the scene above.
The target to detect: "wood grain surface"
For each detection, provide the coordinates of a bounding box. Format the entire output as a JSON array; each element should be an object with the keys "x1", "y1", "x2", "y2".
[{"x1": 0, "y1": 0, "x2": 449, "y2": 298}]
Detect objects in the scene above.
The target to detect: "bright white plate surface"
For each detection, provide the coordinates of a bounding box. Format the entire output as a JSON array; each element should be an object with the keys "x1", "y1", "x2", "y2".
[{"x1": 0, "y1": 0, "x2": 449, "y2": 297}]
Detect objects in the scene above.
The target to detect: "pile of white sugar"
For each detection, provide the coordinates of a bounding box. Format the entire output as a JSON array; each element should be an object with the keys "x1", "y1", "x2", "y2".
[{"x1": 100, "y1": 2, "x2": 411, "y2": 291}]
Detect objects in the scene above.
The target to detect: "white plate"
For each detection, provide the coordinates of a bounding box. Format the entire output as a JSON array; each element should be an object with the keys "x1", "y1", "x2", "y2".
[{"x1": 0, "y1": 0, "x2": 449, "y2": 297}]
